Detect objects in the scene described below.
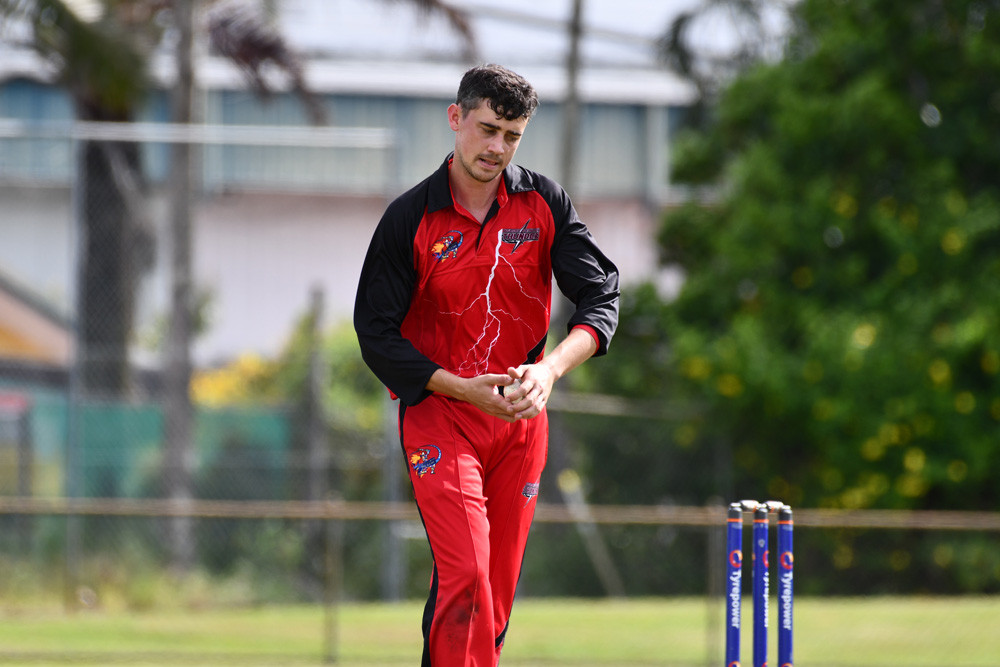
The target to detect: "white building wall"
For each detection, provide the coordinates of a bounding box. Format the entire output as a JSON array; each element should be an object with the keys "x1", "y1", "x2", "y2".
[{"x1": 0, "y1": 186, "x2": 74, "y2": 314}]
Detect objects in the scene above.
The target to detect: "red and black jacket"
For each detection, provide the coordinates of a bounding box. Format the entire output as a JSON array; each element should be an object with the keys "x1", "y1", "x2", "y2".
[{"x1": 354, "y1": 154, "x2": 619, "y2": 406}]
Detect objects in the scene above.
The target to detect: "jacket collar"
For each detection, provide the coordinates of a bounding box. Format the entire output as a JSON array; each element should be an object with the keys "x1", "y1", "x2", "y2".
[{"x1": 427, "y1": 153, "x2": 533, "y2": 214}]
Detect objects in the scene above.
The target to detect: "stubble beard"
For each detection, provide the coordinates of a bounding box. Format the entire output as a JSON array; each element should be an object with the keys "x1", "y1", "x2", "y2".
[{"x1": 458, "y1": 149, "x2": 503, "y2": 184}]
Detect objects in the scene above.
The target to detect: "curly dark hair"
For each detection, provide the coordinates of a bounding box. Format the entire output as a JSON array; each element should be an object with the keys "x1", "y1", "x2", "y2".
[{"x1": 456, "y1": 64, "x2": 539, "y2": 121}]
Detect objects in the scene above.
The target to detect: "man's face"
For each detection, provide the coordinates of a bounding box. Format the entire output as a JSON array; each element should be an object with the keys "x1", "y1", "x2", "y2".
[{"x1": 448, "y1": 100, "x2": 529, "y2": 184}]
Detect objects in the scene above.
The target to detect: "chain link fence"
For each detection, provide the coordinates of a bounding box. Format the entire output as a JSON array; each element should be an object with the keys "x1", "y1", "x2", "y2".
[
  {"x1": 1, "y1": 117, "x2": 999, "y2": 665},
  {"x1": 0, "y1": 496, "x2": 998, "y2": 665},
  {"x1": 0, "y1": 114, "x2": 401, "y2": 604}
]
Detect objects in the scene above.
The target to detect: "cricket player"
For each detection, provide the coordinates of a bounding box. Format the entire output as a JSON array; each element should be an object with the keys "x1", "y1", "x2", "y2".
[{"x1": 354, "y1": 63, "x2": 619, "y2": 666}]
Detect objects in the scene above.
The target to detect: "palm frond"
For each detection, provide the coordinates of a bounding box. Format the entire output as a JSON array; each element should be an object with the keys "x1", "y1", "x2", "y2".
[
  {"x1": 658, "y1": 0, "x2": 789, "y2": 103},
  {"x1": 381, "y1": 0, "x2": 476, "y2": 62},
  {"x1": 208, "y1": 1, "x2": 327, "y2": 125}
]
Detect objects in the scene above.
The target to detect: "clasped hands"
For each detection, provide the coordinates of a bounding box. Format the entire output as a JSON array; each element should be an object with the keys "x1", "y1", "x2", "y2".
[{"x1": 464, "y1": 364, "x2": 554, "y2": 423}]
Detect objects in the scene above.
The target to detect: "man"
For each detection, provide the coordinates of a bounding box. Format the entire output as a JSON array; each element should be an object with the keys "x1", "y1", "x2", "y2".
[{"x1": 354, "y1": 64, "x2": 619, "y2": 665}]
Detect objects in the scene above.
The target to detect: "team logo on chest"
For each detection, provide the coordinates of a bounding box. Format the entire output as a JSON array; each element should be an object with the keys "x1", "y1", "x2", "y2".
[
  {"x1": 430, "y1": 231, "x2": 464, "y2": 262},
  {"x1": 502, "y1": 219, "x2": 540, "y2": 254}
]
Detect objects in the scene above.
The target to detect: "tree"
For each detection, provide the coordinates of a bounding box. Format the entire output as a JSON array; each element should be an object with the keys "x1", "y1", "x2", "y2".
[
  {"x1": 0, "y1": 0, "x2": 149, "y2": 395},
  {"x1": 0, "y1": 0, "x2": 474, "y2": 400},
  {"x1": 658, "y1": 0, "x2": 793, "y2": 101},
  {"x1": 594, "y1": 0, "x2": 1000, "y2": 515},
  {"x1": 547, "y1": 0, "x2": 1000, "y2": 595},
  {"x1": 1, "y1": 0, "x2": 474, "y2": 575},
  {"x1": 0, "y1": 0, "x2": 318, "y2": 397}
]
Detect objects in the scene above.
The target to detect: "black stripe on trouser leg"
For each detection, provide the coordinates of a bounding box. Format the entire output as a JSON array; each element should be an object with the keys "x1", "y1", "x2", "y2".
[
  {"x1": 399, "y1": 403, "x2": 439, "y2": 667},
  {"x1": 421, "y1": 565, "x2": 438, "y2": 667},
  {"x1": 494, "y1": 553, "x2": 528, "y2": 649},
  {"x1": 409, "y1": 493, "x2": 438, "y2": 665},
  {"x1": 496, "y1": 619, "x2": 509, "y2": 649}
]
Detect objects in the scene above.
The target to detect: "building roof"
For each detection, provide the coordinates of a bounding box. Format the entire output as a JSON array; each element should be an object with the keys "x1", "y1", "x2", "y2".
[
  {"x1": 280, "y1": 0, "x2": 691, "y2": 68},
  {"x1": 0, "y1": 268, "x2": 71, "y2": 366},
  {"x1": 3, "y1": 0, "x2": 704, "y2": 105},
  {"x1": 191, "y1": 57, "x2": 696, "y2": 106},
  {"x1": 244, "y1": 0, "x2": 699, "y2": 104}
]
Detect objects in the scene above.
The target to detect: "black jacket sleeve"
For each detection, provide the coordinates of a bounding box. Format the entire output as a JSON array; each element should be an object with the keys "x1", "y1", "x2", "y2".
[
  {"x1": 543, "y1": 178, "x2": 620, "y2": 356},
  {"x1": 353, "y1": 189, "x2": 441, "y2": 406}
]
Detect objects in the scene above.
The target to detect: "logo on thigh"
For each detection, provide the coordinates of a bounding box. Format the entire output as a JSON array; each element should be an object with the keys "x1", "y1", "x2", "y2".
[
  {"x1": 408, "y1": 445, "x2": 442, "y2": 478},
  {"x1": 522, "y1": 481, "x2": 540, "y2": 506}
]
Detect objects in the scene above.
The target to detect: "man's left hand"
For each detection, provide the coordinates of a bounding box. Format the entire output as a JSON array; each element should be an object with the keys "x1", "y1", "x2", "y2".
[{"x1": 504, "y1": 364, "x2": 554, "y2": 420}]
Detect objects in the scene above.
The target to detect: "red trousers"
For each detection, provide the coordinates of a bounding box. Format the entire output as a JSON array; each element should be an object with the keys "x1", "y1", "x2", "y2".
[{"x1": 400, "y1": 394, "x2": 548, "y2": 666}]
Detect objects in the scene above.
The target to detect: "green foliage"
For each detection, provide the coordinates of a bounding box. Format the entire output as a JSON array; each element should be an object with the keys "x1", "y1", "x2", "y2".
[
  {"x1": 322, "y1": 324, "x2": 388, "y2": 439},
  {"x1": 4, "y1": 0, "x2": 152, "y2": 117},
  {"x1": 261, "y1": 315, "x2": 386, "y2": 499},
  {"x1": 598, "y1": 0, "x2": 1000, "y2": 515}
]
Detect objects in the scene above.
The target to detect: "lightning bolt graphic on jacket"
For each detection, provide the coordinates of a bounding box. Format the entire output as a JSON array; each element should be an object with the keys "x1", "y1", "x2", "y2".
[{"x1": 439, "y1": 229, "x2": 547, "y2": 376}]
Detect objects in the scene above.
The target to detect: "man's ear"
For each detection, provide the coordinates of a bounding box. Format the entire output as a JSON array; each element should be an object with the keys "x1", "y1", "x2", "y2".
[{"x1": 447, "y1": 103, "x2": 462, "y2": 131}]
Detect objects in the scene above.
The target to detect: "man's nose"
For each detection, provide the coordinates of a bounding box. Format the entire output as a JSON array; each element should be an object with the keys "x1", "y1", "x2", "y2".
[{"x1": 487, "y1": 134, "x2": 505, "y2": 154}]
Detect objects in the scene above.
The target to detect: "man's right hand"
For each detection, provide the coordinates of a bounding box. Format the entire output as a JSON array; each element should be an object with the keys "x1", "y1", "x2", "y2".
[{"x1": 425, "y1": 369, "x2": 518, "y2": 422}]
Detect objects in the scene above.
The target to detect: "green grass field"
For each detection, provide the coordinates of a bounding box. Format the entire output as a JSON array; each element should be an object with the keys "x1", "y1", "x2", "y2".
[{"x1": 0, "y1": 596, "x2": 996, "y2": 666}]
